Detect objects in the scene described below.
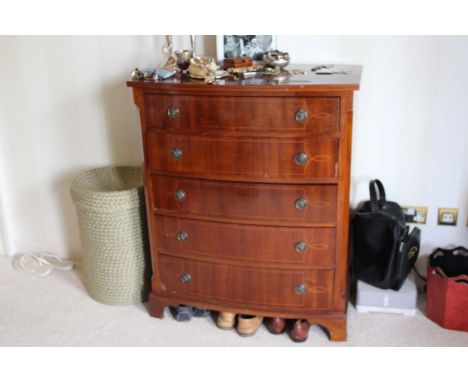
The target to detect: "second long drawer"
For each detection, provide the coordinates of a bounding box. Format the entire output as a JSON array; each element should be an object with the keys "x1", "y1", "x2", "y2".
[
  {"x1": 151, "y1": 175, "x2": 337, "y2": 226},
  {"x1": 154, "y1": 215, "x2": 336, "y2": 268},
  {"x1": 147, "y1": 131, "x2": 339, "y2": 183}
]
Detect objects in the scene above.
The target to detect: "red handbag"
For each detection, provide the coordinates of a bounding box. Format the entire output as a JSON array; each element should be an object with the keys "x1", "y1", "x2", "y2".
[{"x1": 426, "y1": 265, "x2": 468, "y2": 332}]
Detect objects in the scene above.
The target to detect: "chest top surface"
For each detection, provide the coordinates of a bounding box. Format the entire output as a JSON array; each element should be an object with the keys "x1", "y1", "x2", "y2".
[{"x1": 127, "y1": 64, "x2": 361, "y2": 95}]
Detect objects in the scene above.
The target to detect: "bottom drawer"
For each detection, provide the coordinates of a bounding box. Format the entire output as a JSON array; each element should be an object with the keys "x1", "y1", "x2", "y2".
[{"x1": 158, "y1": 255, "x2": 334, "y2": 310}]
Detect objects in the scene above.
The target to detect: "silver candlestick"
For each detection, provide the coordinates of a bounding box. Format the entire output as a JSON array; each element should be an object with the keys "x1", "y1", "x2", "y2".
[
  {"x1": 190, "y1": 35, "x2": 196, "y2": 56},
  {"x1": 160, "y1": 35, "x2": 178, "y2": 70}
]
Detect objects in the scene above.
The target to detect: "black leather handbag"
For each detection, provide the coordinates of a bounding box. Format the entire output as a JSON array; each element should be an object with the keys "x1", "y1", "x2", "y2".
[{"x1": 352, "y1": 179, "x2": 421, "y2": 291}]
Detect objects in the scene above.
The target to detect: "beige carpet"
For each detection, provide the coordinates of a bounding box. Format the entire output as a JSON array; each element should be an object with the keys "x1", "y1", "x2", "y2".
[{"x1": 0, "y1": 256, "x2": 467, "y2": 347}]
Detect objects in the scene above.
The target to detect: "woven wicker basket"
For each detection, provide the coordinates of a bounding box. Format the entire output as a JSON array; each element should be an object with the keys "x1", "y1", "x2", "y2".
[{"x1": 71, "y1": 166, "x2": 150, "y2": 305}]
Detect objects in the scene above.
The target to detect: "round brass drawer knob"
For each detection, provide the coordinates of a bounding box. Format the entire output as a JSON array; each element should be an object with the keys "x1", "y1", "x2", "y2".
[
  {"x1": 295, "y1": 197, "x2": 309, "y2": 211},
  {"x1": 171, "y1": 147, "x2": 183, "y2": 160},
  {"x1": 177, "y1": 231, "x2": 189, "y2": 241},
  {"x1": 174, "y1": 189, "x2": 186, "y2": 201},
  {"x1": 295, "y1": 109, "x2": 309, "y2": 123},
  {"x1": 295, "y1": 284, "x2": 307, "y2": 295},
  {"x1": 180, "y1": 272, "x2": 192, "y2": 284},
  {"x1": 168, "y1": 105, "x2": 180, "y2": 119},
  {"x1": 294, "y1": 241, "x2": 308, "y2": 253},
  {"x1": 295, "y1": 152, "x2": 309, "y2": 166}
]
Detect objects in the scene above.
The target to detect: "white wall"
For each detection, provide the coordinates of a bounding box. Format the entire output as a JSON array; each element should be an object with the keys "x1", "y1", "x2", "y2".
[
  {"x1": 277, "y1": 36, "x2": 468, "y2": 253},
  {"x1": 0, "y1": 35, "x2": 215, "y2": 257},
  {"x1": 0, "y1": 35, "x2": 467, "y2": 258}
]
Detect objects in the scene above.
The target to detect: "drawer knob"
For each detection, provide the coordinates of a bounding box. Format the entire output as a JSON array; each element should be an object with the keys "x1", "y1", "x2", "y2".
[
  {"x1": 294, "y1": 241, "x2": 308, "y2": 253},
  {"x1": 171, "y1": 147, "x2": 183, "y2": 160},
  {"x1": 174, "y1": 189, "x2": 186, "y2": 201},
  {"x1": 295, "y1": 284, "x2": 307, "y2": 295},
  {"x1": 177, "y1": 231, "x2": 189, "y2": 241},
  {"x1": 295, "y1": 109, "x2": 309, "y2": 123},
  {"x1": 295, "y1": 152, "x2": 309, "y2": 166},
  {"x1": 167, "y1": 105, "x2": 180, "y2": 119},
  {"x1": 180, "y1": 272, "x2": 192, "y2": 284},
  {"x1": 295, "y1": 197, "x2": 309, "y2": 211}
]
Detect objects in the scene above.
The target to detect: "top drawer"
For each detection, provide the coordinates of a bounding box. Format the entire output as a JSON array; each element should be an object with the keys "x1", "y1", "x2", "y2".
[{"x1": 144, "y1": 94, "x2": 340, "y2": 135}]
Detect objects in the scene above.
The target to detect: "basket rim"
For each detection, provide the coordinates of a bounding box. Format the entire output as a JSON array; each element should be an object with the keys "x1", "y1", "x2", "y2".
[{"x1": 71, "y1": 166, "x2": 144, "y2": 196}]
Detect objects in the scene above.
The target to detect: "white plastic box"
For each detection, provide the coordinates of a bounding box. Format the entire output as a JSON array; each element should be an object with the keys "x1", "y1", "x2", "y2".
[{"x1": 355, "y1": 275, "x2": 417, "y2": 316}]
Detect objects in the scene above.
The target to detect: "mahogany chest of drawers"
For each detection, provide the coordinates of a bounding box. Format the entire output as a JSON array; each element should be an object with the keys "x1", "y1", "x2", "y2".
[{"x1": 128, "y1": 65, "x2": 361, "y2": 341}]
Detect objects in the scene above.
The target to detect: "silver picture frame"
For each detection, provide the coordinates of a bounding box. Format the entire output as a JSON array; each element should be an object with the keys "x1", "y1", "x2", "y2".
[{"x1": 216, "y1": 35, "x2": 276, "y2": 63}]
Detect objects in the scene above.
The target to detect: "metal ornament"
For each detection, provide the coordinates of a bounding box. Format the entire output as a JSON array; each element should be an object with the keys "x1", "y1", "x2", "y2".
[
  {"x1": 131, "y1": 67, "x2": 144, "y2": 80},
  {"x1": 263, "y1": 50, "x2": 290, "y2": 70},
  {"x1": 188, "y1": 56, "x2": 218, "y2": 83},
  {"x1": 160, "y1": 35, "x2": 178, "y2": 70},
  {"x1": 174, "y1": 50, "x2": 194, "y2": 71},
  {"x1": 143, "y1": 69, "x2": 154, "y2": 80},
  {"x1": 190, "y1": 35, "x2": 196, "y2": 55},
  {"x1": 138, "y1": 68, "x2": 159, "y2": 82}
]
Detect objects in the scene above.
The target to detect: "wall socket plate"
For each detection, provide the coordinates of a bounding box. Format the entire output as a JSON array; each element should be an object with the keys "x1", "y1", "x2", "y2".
[
  {"x1": 402, "y1": 206, "x2": 427, "y2": 224},
  {"x1": 438, "y1": 208, "x2": 459, "y2": 226}
]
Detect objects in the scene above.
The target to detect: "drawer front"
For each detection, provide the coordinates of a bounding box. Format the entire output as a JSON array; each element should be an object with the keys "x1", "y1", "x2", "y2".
[
  {"x1": 155, "y1": 215, "x2": 336, "y2": 268},
  {"x1": 158, "y1": 255, "x2": 334, "y2": 309},
  {"x1": 151, "y1": 175, "x2": 337, "y2": 226},
  {"x1": 147, "y1": 132, "x2": 338, "y2": 182},
  {"x1": 145, "y1": 94, "x2": 340, "y2": 134}
]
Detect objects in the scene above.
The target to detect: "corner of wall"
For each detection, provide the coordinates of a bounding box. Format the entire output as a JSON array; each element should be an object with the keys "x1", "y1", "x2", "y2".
[{"x1": 0, "y1": 192, "x2": 11, "y2": 256}]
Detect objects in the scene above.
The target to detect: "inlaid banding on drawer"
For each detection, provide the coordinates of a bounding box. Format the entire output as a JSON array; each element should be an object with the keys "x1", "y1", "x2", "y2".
[
  {"x1": 157, "y1": 255, "x2": 334, "y2": 309},
  {"x1": 151, "y1": 175, "x2": 337, "y2": 227},
  {"x1": 145, "y1": 94, "x2": 340, "y2": 134},
  {"x1": 147, "y1": 132, "x2": 338, "y2": 182},
  {"x1": 154, "y1": 216, "x2": 336, "y2": 268}
]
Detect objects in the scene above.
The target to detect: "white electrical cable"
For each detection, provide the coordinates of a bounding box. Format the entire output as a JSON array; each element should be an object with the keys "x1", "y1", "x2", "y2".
[{"x1": 12, "y1": 252, "x2": 75, "y2": 277}]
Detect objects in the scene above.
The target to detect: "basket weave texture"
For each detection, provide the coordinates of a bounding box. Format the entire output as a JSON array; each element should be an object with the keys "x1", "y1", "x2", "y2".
[{"x1": 71, "y1": 166, "x2": 150, "y2": 305}]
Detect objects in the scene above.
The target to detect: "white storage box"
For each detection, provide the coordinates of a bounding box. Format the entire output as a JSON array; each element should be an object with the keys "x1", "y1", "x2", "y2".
[{"x1": 355, "y1": 275, "x2": 417, "y2": 316}]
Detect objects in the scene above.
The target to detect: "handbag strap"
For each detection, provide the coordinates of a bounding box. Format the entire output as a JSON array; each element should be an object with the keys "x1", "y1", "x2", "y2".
[
  {"x1": 369, "y1": 179, "x2": 386, "y2": 212},
  {"x1": 432, "y1": 266, "x2": 448, "y2": 279},
  {"x1": 432, "y1": 267, "x2": 468, "y2": 283},
  {"x1": 452, "y1": 246, "x2": 468, "y2": 255},
  {"x1": 430, "y1": 246, "x2": 468, "y2": 258}
]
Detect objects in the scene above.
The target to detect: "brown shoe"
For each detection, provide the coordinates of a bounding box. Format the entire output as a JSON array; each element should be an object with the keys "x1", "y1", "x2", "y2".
[
  {"x1": 289, "y1": 319, "x2": 310, "y2": 342},
  {"x1": 236, "y1": 315, "x2": 263, "y2": 337},
  {"x1": 217, "y1": 312, "x2": 236, "y2": 330},
  {"x1": 266, "y1": 317, "x2": 286, "y2": 334}
]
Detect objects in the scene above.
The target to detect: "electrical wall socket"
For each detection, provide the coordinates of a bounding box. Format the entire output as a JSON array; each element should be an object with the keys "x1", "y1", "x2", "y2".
[
  {"x1": 438, "y1": 208, "x2": 459, "y2": 226},
  {"x1": 402, "y1": 206, "x2": 427, "y2": 224}
]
